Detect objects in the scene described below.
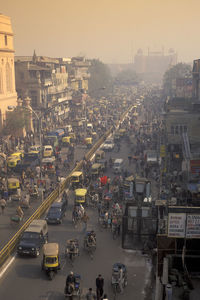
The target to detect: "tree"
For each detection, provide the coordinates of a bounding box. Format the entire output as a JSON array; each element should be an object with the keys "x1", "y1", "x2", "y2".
[
  {"x1": 163, "y1": 63, "x2": 192, "y2": 97},
  {"x1": 114, "y1": 69, "x2": 140, "y2": 86},
  {"x1": 88, "y1": 59, "x2": 113, "y2": 98},
  {"x1": 1, "y1": 108, "x2": 28, "y2": 136}
]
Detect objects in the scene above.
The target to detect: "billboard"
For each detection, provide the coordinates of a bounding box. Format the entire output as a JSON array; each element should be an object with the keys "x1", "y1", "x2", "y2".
[{"x1": 168, "y1": 213, "x2": 200, "y2": 238}]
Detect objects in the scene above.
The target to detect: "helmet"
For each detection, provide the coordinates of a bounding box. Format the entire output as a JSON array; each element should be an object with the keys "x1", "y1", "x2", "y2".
[{"x1": 70, "y1": 271, "x2": 74, "y2": 275}]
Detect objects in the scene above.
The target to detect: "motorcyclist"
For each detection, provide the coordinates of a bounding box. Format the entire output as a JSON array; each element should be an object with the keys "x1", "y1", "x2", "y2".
[
  {"x1": 87, "y1": 231, "x2": 96, "y2": 247},
  {"x1": 66, "y1": 271, "x2": 76, "y2": 292}
]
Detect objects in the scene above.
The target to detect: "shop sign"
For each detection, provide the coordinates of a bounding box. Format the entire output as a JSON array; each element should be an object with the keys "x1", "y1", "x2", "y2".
[{"x1": 168, "y1": 213, "x2": 186, "y2": 238}]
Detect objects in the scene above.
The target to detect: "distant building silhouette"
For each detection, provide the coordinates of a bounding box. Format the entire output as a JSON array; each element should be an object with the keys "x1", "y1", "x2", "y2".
[{"x1": 134, "y1": 48, "x2": 177, "y2": 76}]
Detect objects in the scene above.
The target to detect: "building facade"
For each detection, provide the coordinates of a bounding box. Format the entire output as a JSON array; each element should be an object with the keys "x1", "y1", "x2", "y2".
[
  {"x1": 0, "y1": 14, "x2": 17, "y2": 128},
  {"x1": 15, "y1": 53, "x2": 70, "y2": 109},
  {"x1": 134, "y1": 48, "x2": 177, "y2": 77}
]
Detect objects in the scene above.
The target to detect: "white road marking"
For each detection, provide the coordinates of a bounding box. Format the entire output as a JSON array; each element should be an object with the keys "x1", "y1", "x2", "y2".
[{"x1": 0, "y1": 255, "x2": 15, "y2": 279}]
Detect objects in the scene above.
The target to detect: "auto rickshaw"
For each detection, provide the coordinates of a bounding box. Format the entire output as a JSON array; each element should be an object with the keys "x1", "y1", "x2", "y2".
[
  {"x1": 7, "y1": 155, "x2": 21, "y2": 169},
  {"x1": 71, "y1": 171, "x2": 84, "y2": 189},
  {"x1": 42, "y1": 243, "x2": 60, "y2": 280},
  {"x1": 8, "y1": 177, "x2": 20, "y2": 197},
  {"x1": 75, "y1": 188, "x2": 88, "y2": 205},
  {"x1": 119, "y1": 128, "x2": 126, "y2": 137},
  {"x1": 41, "y1": 157, "x2": 56, "y2": 175},
  {"x1": 91, "y1": 163, "x2": 102, "y2": 178},
  {"x1": 95, "y1": 150, "x2": 105, "y2": 162},
  {"x1": 85, "y1": 137, "x2": 92, "y2": 149},
  {"x1": 62, "y1": 136, "x2": 71, "y2": 147},
  {"x1": 10, "y1": 151, "x2": 24, "y2": 159}
]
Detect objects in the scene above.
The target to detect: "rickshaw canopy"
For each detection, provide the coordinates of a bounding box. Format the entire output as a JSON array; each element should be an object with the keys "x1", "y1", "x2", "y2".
[
  {"x1": 62, "y1": 136, "x2": 71, "y2": 144},
  {"x1": 43, "y1": 243, "x2": 59, "y2": 256},
  {"x1": 85, "y1": 137, "x2": 92, "y2": 145},
  {"x1": 75, "y1": 188, "x2": 87, "y2": 197}
]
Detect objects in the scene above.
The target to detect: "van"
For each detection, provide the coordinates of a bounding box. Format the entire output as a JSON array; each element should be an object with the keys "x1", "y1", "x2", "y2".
[
  {"x1": 45, "y1": 201, "x2": 67, "y2": 224},
  {"x1": 113, "y1": 159, "x2": 124, "y2": 174},
  {"x1": 17, "y1": 220, "x2": 48, "y2": 257}
]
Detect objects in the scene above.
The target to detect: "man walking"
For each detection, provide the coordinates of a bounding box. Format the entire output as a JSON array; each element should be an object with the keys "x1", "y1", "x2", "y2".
[
  {"x1": 96, "y1": 274, "x2": 104, "y2": 300},
  {"x1": 0, "y1": 198, "x2": 6, "y2": 214}
]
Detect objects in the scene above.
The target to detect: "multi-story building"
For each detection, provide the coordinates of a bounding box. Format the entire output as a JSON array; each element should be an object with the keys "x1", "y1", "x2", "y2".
[
  {"x1": 0, "y1": 14, "x2": 17, "y2": 128},
  {"x1": 67, "y1": 56, "x2": 90, "y2": 91},
  {"x1": 15, "y1": 52, "x2": 70, "y2": 109}
]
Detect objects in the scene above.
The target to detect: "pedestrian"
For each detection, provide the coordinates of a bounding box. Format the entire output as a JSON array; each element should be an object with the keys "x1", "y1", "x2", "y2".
[
  {"x1": 0, "y1": 198, "x2": 6, "y2": 214},
  {"x1": 86, "y1": 288, "x2": 96, "y2": 300},
  {"x1": 82, "y1": 212, "x2": 89, "y2": 231},
  {"x1": 96, "y1": 274, "x2": 104, "y2": 300}
]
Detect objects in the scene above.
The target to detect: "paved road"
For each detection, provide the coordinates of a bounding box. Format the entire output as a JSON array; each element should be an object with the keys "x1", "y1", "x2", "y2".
[
  {"x1": 0, "y1": 145, "x2": 87, "y2": 250},
  {"x1": 0, "y1": 123, "x2": 155, "y2": 300}
]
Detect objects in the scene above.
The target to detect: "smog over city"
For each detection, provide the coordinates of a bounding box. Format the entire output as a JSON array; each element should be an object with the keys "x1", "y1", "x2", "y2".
[{"x1": 1, "y1": 0, "x2": 200, "y2": 63}]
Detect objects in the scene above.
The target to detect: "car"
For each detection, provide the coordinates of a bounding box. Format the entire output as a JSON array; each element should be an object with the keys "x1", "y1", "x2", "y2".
[
  {"x1": 45, "y1": 201, "x2": 67, "y2": 224},
  {"x1": 17, "y1": 220, "x2": 48, "y2": 257},
  {"x1": 102, "y1": 139, "x2": 115, "y2": 151}
]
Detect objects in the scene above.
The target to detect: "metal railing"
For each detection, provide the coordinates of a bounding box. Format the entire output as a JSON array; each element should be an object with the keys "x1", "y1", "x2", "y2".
[{"x1": 0, "y1": 105, "x2": 131, "y2": 268}]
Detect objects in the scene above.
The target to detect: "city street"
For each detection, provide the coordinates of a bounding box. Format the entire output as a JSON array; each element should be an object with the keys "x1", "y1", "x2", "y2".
[
  {"x1": 0, "y1": 119, "x2": 155, "y2": 300},
  {"x1": 0, "y1": 145, "x2": 87, "y2": 250}
]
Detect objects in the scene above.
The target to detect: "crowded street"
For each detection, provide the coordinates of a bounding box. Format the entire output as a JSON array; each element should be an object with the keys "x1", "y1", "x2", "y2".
[{"x1": 0, "y1": 87, "x2": 162, "y2": 300}]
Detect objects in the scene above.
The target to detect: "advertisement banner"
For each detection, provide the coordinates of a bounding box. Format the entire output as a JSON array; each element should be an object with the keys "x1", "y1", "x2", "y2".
[
  {"x1": 168, "y1": 213, "x2": 186, "y2": 238},
  {"x1": 186, "y1": 215, "x2": 200, "y2": 238}
]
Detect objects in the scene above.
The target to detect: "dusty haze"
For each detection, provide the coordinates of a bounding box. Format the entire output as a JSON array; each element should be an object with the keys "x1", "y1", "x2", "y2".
[{"x1": 1, "y1": 0, "x2": 199, "y2": 63}]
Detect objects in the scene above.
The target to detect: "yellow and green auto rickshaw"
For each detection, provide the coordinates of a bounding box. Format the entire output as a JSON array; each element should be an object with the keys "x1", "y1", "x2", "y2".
[
  {"x1": 71, "y1": 171, "x2": 84, "y2": 189},
  {"x1": 8, "y1": 177, "x2": 20, "y2": 192},
  {"x1": 75, "y1": 188, "x2": 87, "y2": 204},
  {"x1": 62, "y1": 136, "x2": 72, "y2": 147},
  {"x1": 85, "y1": 137, "x2": 93, "y2": 149},
  {"x1": 91, "y1": 163, "x2": 102, "y2": 178},
  {"x1": 8, "y1": 178, "x2": 21, "y2": 200},
  {"x1": 95, "y1": 150, "x2": 105, "y2": 162},
  {"x1": 7, "y1": 155, "x2": 21, "y2": 168},
  {"x1": 42, "y1": 243, "x2": 60, "y2": 280},
  {"x1": 10, "y1": 151, "x2": 24, "y2": 159}
]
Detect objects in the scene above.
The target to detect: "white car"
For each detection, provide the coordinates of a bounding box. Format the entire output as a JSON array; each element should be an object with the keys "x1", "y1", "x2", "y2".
[{"x1": 102, "y1": 139, "x2": 115, "y2": 151}]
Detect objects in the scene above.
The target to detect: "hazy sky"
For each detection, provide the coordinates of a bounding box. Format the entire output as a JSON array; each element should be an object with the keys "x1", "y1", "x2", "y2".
[{"x1": 1, "y1": 0, "x2": 200, "y2": 63}]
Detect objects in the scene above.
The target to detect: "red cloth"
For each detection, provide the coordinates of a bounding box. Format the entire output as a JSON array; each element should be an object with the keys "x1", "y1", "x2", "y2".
[{"x1": 100, "y1": 176, "x2": 107, "y2": 185}]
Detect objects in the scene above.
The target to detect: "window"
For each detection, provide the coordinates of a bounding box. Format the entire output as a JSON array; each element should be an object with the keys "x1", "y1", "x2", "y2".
[
  {"x1": 4, "y1": 35, "x2": 7, "y2": 46},
  {"x1": 6, "y1": 62, "x2": 12, "y2": 92},
  {"x1": 171, "y1": 124, "x2": 188, "y2": 135}
]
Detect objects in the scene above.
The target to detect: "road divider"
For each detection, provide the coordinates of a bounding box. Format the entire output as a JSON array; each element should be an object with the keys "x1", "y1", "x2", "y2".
[{"x1": 0, "y1": 105, "x2": 132, "y2": 269}]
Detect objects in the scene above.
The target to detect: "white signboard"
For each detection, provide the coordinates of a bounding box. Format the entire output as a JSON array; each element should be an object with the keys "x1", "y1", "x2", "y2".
[
  {"x1": 186, "y1": 215, "x2": 200, "y2": 238},
  {"x1": 168, "y1": 213, "x2": 186, "y2": 238}
]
